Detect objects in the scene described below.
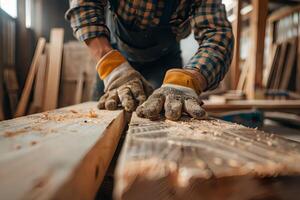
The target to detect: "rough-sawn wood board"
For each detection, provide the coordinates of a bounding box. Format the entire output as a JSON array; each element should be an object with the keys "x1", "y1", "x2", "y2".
[
  {"x1": 115, "y1": 113, "x2": 300, "y2": 200},
  {"x1": 0, "y1": 102, "x2": 126, "y2": 200}
]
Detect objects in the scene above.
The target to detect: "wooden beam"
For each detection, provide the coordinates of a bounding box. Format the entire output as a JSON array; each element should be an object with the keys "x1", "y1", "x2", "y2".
[
  {"x1": 268, "y1": 5, "x2": 300, "y2": 24},
  {"x1": 115, "y1": 113, "x2": 300, "y2": 199},
  {"x1": 0, "y1": 102, "x2": 126, "y2": 200},
  {"x1": 15, "y1": 38, "x2": 46, "y2": 118},
  {"x1": 230, "y1": 0, "x2": 242, "y2": 89},
  {"x1": 203, "y1": 99, "x2": 300, "y2": 113},
  {"x1": 247, "y1": 0, "x2": 269, "y2": 99},
  {"x1": 43, "y1": 28, "x2": 64, "y2": 111}
]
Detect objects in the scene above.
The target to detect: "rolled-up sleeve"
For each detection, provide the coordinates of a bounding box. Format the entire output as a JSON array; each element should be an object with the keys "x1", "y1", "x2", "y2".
[
  {"x1": 184, "y1": 0, "x2": 234, "y2": 91},
  {"x1": 65, "y1": 0, "x2": 110, "y2": 41}
]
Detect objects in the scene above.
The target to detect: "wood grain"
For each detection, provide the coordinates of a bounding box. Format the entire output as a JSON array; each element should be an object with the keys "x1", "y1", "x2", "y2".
[
  {"x1": 43, "y1": 28, "x2": 64, "y2": 111},
  {"x1": 0, "y1": 102, "x2": 126, "y2": 200},
  {"x1": 15, "y1": 38, "x2": 46, "y2": 117},
  {"x1": 115, "y1": 113, "x2": 300, "y2": 200}
]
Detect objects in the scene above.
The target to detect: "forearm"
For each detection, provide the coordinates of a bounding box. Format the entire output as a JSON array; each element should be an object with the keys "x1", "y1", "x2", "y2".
[
  {"x1": 85, "y1": 37, "x2": 113, "y2": 61},
  {"x1": 185, "y1": 0, "x2": 234, "y2": 91}
]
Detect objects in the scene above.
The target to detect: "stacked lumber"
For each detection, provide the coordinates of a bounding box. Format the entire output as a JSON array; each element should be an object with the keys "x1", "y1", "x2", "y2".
[
  {"x1": 267, "y1": 6, "x2": 300, "y2": 94},
  {"x1": 0, "y1": 102, "x2": 126, "y2": 200},
  {"x1": 115, "y1": 113, "x2": 300, "y2": 200},
  {"x1": 265, "y1": 39, "x2": 297, "y2": 91},
  {"x1": 59, "y1": 41, "x2": 97, "y2": 107},
  {"x1": 13, "y1": 29, "x2": 97, "y2": 118}
]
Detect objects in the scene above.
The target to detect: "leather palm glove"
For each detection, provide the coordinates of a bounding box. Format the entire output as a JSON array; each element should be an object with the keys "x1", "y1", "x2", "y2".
[
  {"x1": 136, "y1": 69, "x2": 207, "y2": 121},
  {"x1": 97, "y1": 50, "x2": 153, "y2": 112}
]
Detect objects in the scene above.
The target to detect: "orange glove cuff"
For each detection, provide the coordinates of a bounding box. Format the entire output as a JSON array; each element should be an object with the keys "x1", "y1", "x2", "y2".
[
  {"x1": 96, "y1": 50, "x2": 127, "y2": 80},
  {"x1": 163, "y1": 69, "x2": 206, "y2": 94}
]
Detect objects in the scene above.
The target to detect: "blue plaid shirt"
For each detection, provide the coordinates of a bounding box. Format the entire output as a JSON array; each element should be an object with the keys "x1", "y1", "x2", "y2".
[{"x1": 66, "y1": 0, "x2": 234, "y2": 90}]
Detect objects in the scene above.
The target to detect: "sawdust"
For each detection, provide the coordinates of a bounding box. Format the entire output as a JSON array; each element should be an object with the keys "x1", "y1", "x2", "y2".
[
  {"x1": 4, "y1": 129, "x2": 27, "y2": 138},
  {"x1": 41, "y1": 109, "x2": 98, "y2": 121}
]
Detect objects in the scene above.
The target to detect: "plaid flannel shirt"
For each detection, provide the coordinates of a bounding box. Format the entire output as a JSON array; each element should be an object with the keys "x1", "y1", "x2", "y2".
[{"x1": 66, "y1": 0, "x2": 234, "y2": 90}]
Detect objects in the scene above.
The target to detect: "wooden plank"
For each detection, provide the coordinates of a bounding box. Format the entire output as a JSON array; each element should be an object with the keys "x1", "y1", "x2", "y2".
[
  {"x1": 203, "y1": 99, "x2": 300, "y2": 113},
  {"x1": 266, "y1": 44, "x2": 281, "y2": 89},
  {"x1": 247, "y1": 0, "x2": 269, "y2": 99},
  {"x1": 268, "y1": 5, "x2": 300, "y2": 24},
  {"x1": 43, "y1": 28, "x2": 64, "y2": 111},
  {"x1": 297, "y1": 21, "x2": 300, "y2": 92},
  {"x1": 115, "y1": 113, "x2": 300, "y2": 200},
  {"x1": 273, "y1": 42, "x2": 289, "y2": 89},
  {"x1": 32, "y1": 54, "x2": 47, "y2": 112},
  {"x1": 237, "y1": 61, "x2": 249, "y2": 91},
  {"x1": 74, "y1": 73, "x2": 84, "y2": 104},
  {"x1": 230, "y1": 0, "x2": 242, "y2": 89},
  {"x1": 0, "y1": 102, "x2": 126, "y2": 200},
  {"x1": 15, "y1": 38, "x2": 46, "y2": 118},
  {"x1": 3, "y1": 68, "x2": 19, "y2": 114},
  {"x1": 280, "y1": 39, "x2": 297, "y2": 90}
]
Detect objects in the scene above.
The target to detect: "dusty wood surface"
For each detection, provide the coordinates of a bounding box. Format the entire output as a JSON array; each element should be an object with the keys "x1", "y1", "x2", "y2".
[
  {"x1": 0, "y1": 102, "x2": 126, "y2": 200},
  {"x1": 115, "y1": 113, "x2": 300, "y2": 200}
]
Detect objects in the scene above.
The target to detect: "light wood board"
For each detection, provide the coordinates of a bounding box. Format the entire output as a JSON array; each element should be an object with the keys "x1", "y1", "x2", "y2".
[
  {"x1": 115, "y1": 113, "x2": 300, "y2": 200},
  {"x1": 43, "y1": 28, "x2": 64, "y2": 111},
  {"x1": 0, "y1": 102, "x2": 126, "y2": 200},
  {"x1": 15, "y1": 38, "x2": 46, "y2": 117},
  {"x1": 203, "y1": 100, "x2": 300, "y2": 113},
  {"x1": 32, "y1": 54, "x2": 47, "y2": 112}
]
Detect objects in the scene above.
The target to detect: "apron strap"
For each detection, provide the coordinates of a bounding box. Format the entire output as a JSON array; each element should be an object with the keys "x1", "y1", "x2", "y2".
[
  {"x1": 109, "y1": 0, "x2": 118, "y2": 12},
  {"x1": 109, "y1": 0, "x2": 178, "y2": 26},
  {"x1": 159, "y1": 0, "x2": 178, "y2": 26}
]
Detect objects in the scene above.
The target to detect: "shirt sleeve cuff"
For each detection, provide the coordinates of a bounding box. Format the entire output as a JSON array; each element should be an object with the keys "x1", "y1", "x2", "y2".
[{"x1": 74, "y1": 25, "x2": 110, "y2": 42}]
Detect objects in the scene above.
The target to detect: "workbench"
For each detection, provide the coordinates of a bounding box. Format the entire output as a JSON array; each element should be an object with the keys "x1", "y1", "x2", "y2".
[{"x1": 1, "y1": 102, "x2": 300, "y2": 200}]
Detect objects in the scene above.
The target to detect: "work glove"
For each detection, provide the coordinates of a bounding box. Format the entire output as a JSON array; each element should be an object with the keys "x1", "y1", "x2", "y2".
[
  {"x1": 136, "y1": 69, "x2": 207, "y2": 121},
  {"x1": 96, "y1": 50, "x2": 153, "y2": 112}
]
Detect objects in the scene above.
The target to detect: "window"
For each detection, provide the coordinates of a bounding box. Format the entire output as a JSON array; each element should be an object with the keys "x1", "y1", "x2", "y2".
[
  {"x1": 26, "y1": 0, "x2": 32, "y2": 28},
  {"x1": 0, "y1": 0, "x2": 17, "y2": 18}
]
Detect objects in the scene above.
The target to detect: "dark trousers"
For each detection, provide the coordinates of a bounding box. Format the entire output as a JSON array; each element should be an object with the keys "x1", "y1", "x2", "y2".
[{"x1": 92, "y1": 43, "x2": 183, "y2": 100}]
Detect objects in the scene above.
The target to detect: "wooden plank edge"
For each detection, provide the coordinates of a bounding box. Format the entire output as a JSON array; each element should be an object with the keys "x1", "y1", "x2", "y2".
[{"x1": 30, "y1": 110, "x2": 127, "y2": 200}]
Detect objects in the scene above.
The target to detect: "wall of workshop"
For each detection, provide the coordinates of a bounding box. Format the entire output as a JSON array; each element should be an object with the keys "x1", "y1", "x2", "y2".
[{"x1": 32, "y1": 0, "x2": 75, "y2": 42}]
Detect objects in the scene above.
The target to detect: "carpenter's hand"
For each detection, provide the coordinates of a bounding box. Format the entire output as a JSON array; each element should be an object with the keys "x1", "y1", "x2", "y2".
[
  {"x1": 136, "y1": 69, "x2": 207, "y2": 121},
  {"x1": 97, "y1": 50, "x2": 153, "y2": 112}
]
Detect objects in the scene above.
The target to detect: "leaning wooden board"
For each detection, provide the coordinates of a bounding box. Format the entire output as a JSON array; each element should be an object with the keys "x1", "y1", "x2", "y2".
[
  {"x1": 0, "y1": 102, "x2": 126, "y2": 200},
  {"x1": 115, "y1": 113, "x2": 300, "y2": 200}
]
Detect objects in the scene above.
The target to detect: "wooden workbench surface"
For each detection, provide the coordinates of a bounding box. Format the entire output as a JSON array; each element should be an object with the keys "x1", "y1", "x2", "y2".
[
  {"x1": 0, "y1": 102, "x2": 126, "y2": 200},
  {"x1": 115, "y1": 113, "x2": 300, "y2": 200}
]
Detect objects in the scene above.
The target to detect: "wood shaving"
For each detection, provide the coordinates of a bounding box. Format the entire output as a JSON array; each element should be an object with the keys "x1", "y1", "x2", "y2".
[
  {"x1": 3, "y1": 129, "x2": 27, "y2": 138},
  {"x1": 40, "y1": 109, "x2": 98, "y2": 122}
]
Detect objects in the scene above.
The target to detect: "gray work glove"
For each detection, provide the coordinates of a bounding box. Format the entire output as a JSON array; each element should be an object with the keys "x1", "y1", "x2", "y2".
[
  {"x1": 96, "y1": 50, "x2": 153, "y2": 112},
  {"x1": 136, "y1": 69, "x2": 207, "y2": 121}
]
